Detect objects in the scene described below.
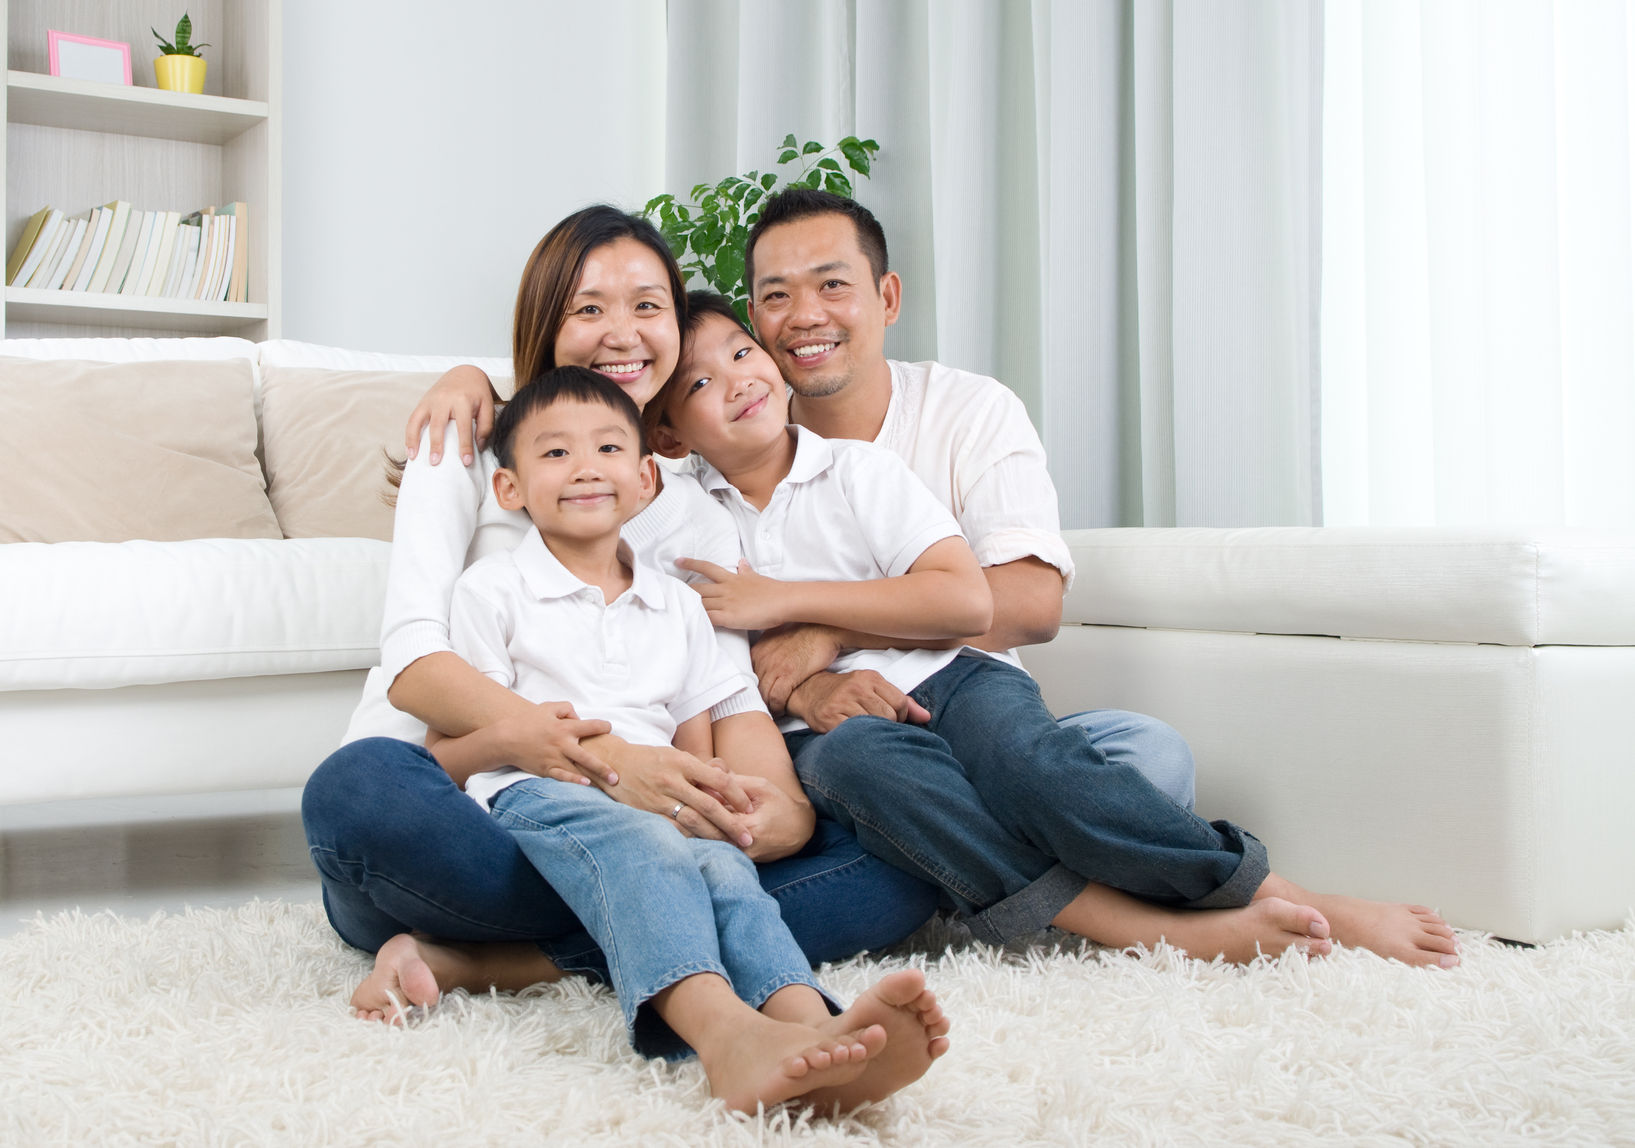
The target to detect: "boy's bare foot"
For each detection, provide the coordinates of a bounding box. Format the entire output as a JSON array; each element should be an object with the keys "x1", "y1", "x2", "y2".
[
  {"x1": 802, "y1": 968, "x2": 951, "y2": 1111},
  {"x1": 1258, "y1": 876, "x2": 1460, "y2": 968},
  {"x1": 350, "y1": 934, "x2": 564, "y2": 1023},
  {"x1": 1054, "y1": 884, "x2": 1332, "y2": 963},
  {"x1": 698, "y1": 1016, "x2": 887, "y2": 1114}
]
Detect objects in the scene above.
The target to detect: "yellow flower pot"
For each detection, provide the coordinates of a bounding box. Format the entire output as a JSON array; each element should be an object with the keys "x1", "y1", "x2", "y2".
[{"x1": 154, "y1": 55, "x2": 206, "y2": 94}]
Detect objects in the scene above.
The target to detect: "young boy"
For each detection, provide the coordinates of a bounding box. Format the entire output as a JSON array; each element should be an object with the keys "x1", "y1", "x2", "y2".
[
  {"x1": 431, "y1": 366, "x2": 949, "y2": 1113},
  {"x1": 648, "y1": 294, "x2": 1459, "y2": 968}
]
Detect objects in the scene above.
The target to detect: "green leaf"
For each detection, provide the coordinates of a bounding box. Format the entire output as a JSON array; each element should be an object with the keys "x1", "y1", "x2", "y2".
[
  {"x1": 715, "y1": 243, "x2": 746, "y2": 298},
  {"x1": 816, "y1": 157, "x2": 841, "y2": 172},
  {"x1": 643, "y1": 193, "x2": 671, "y2": 217},
  {"x1": 175, "y1": 12, "x2": 192, "y2": 51},
  {"x1": 761, "y1": 172, "x2": 777, "y2": 190},
  {"x1": 861, "y1": 139, "x2": 880, "y2": 151},
  {"x1": 743, "y1": 187, "x2": 763, "y2": 211},
  {"x1": 781, "y1": 133, "x2": 797, "y2": 150},
  {"x1": 839, "y1": 138, "x2": 872, "y2": 177},
  {"x1": 778, "y1": 149, "x2": 798, "y2": 165},
  {"x1": 802, "y1": 140, "x2": 824, "y2": 155},
  {"x1": 823, "y1": 171, "x2": 853, "y2": 198},
  {"x1": 691, "y1": 182, "x2": 712, "y2": 200}
]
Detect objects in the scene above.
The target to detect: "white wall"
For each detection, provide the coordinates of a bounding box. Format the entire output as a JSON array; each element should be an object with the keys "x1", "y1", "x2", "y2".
[{"x1": 281, "y1": 1, "x2": 667, "y2": 356}]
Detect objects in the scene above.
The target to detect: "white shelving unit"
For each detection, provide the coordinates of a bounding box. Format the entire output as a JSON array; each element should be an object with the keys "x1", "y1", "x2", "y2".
[{"x1": 1, "y1": 0, "x2": 280, "y2": 339}]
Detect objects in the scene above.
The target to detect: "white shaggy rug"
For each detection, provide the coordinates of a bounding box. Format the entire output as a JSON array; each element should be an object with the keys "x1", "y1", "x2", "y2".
[{"x1": 4, "y1": 902, "x2": 1634, "y2": 1146}]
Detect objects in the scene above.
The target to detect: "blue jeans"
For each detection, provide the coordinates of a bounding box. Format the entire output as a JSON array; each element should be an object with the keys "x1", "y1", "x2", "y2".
[
  {"x1": 787, "y1": 654, "x2": 1267, "y2": 946},
  {"x1": 491, "y1": 777, "x2": 830, "y2": 1059},
  {"x1": 1057, "y1": 709, "x2": 1196, "y2": 810},
  {"x1": 301, "y1": 738, "x2": 939, "y2": 969}
]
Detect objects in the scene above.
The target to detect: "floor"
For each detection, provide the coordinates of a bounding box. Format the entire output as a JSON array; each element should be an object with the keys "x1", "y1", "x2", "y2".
[{"x1": 0, "y1": 788, "x2": 320, "y2": 939}]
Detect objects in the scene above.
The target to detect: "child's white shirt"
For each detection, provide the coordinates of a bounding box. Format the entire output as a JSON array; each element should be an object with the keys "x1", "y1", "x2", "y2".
[
  {"x1": 693, "y1": 425, "x2": 987, "y2": 733},
  {"x1": 452, "y1": 529, "x2": 749, "y2": 808},
  {"x1": 342, "y1": 425, "x2": 759, "y2": 747}
]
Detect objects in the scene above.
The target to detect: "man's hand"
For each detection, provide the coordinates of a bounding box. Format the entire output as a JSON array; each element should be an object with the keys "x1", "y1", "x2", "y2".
[
  {"x1": 785, "y1": 670, "x2": 931, "y2": 734},
  {"x1": 403, "y1": 365, "x2": 498, "y2": 466},
  {"x1": 752, "y1": 624, "x2": 845, "y2": 717},
  {"x1": 676, "y1": 558, "x2": 795, "y2": 631}
]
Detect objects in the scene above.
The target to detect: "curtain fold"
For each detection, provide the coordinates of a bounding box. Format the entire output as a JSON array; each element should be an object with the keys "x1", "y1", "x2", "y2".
[
  {"x1": 1321, "y1": 0, "x2": 1635, "y2": 528},
  {"x1": 665, "y1": 0, "x2": 1323, "y2": 527}
]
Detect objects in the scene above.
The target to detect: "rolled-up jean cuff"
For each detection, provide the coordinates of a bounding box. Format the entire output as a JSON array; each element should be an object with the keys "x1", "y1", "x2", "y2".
[
  {"x1": 1181, "y1": 822, "x2": 1268, "y2": 910},
  {"x1": 963, "y1": 863, "x2": 1088, "y2": 946}
]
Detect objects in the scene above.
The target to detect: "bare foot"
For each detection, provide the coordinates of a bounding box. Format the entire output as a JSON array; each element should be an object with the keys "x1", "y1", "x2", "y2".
[
  {"x1": 1257, "y1": 875, "x2": 1460, "y2": 968},
  {"x1": 1151, "y1": 897, "x2": 1332, "y2": 963},
  {"x1": 801, "y1": 968, "x2": 952, "y2": 1112},
  {"x1": 350, "y1": 934, "x2": 565, "y2": 1023},
  {"x1": 698, "y1": 1016, "x2": 887, "y2": 1114},
  {"x1": 1054, "y1": 884, "x2": 1332, "y2": 963}
]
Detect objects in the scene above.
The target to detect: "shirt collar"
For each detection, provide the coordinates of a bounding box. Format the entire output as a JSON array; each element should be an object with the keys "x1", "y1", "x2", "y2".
[
  {"x1": 696, "y1": 425, "x2": 836, "y2": 497},
  {"x1": 512, "y1": 528, "x2": 666, "y2": 609}
]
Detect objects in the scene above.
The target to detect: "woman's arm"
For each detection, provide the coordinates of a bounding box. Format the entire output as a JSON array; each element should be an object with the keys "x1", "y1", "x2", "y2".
[
  {"x1": 678, "y1": 535, "x2": 994, "y2": 639},
  {"x1": 401, "y1": 364, "x2": 501, "y2": 466}
]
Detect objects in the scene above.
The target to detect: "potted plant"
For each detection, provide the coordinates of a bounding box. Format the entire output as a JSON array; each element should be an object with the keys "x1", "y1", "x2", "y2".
[{"x1": 152, "y1": 12, "x2": 208, "y2": 94}]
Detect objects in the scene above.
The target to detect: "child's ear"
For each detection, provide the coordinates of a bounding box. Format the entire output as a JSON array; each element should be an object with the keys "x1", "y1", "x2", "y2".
[
  {"x1": 638, "y1": 454, "x2": 659, "y2": 499},
  {"x1": 648, "y1": 421, "x2": 691, "y2": 460},
  {"x1": 493, "y1": 467, "x2": 526, "y2": 512}
]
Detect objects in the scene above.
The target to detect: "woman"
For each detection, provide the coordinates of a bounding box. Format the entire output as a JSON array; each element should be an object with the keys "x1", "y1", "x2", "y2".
[{"x1": 302, "y1": 206, "x2": 938, "y2": 1017}]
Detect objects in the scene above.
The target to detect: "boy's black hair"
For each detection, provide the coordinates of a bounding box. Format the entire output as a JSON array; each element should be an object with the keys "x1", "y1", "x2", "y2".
[
  {"x1": 492, "y1": 365, "x2": 651, "y2": 470},
  {"x1": 745, "y1": 188, "x2": 890, "y2": 298}
]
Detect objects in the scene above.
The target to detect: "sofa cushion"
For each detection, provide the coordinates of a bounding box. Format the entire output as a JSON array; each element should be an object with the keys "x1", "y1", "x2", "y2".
[
  {"x1": 1061, "y1": 527, "x2": 1635, "y2": 647},
  {"x1": 256, "y1": 339, "x2": 514, "y2": 397},
  {"x1": 0, "y1": 357, "x2": 281, "y2": 544},
  {"x1": 0, "y1": 537, "x2": 390, "y2": 690},
  {"x1": 259, "y1": 366, "x2": 441, "y2": 541}
]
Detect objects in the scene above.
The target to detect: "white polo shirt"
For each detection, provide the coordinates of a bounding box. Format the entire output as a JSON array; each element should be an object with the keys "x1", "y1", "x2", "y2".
[
  {"x1": 878, "y1": 359, "x2": 1075, "y2": 592},
  {"x1": 695, "y1": 426, "x2": 977, "y2": 731},
  {"x1": 341, "y1": 425, "x2": 759, "y2": 747},
  {"x1": 452, "y1": 528, "x2": 749, "y2": 808}
]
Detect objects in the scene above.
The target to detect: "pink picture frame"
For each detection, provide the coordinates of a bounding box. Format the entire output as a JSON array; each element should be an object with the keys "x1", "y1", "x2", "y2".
[{"x1": 47, "y1": 30, "x2": 133, "y2": 86}]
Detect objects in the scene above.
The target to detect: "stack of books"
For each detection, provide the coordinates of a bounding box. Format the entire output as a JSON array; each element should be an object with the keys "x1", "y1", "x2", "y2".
[{"x1": 4, "y1": 201, "x2": 251, "y2": 303}]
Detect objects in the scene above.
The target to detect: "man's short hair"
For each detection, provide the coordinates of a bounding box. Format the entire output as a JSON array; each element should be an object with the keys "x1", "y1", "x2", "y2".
[
  {"x1": 746, "y1": 188, "x2": 890, "y2": 298},
  {"x1": 492, "y1": 365, "x2": 650, "y2": 470}
]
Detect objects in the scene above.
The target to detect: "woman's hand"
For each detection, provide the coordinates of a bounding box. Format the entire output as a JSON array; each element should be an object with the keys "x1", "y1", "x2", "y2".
[
  {"x1": 676, "y1": 558, "x2": 796, "y2": 631},
  {"x1": 751, "y1": 624, "x2": 846, "y2": 716},
  {"x1": 404, "y1": 364, "x2": 499, "y2": 466},
  {"x1": 586, "y1": 739, "x2": 756, "y2": 848}
]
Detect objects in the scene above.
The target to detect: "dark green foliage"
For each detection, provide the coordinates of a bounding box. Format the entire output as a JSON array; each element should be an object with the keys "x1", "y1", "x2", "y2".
[{"x1": 641, "y1": 135, "x2": 879, "y2": 325}]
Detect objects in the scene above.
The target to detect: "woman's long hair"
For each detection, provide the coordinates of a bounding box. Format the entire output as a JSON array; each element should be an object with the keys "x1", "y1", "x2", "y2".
[{"x1": 386, "y1": 205, "x2": 687, "y2": 496}]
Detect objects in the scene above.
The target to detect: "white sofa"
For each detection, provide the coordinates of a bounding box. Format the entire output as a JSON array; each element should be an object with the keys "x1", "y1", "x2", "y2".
[{"x1": 3, "y1": 338, "x2": 1631, "y2": 944}]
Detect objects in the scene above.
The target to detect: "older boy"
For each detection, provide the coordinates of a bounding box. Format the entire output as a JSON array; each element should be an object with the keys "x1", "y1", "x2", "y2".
[
  {"x1": 651, "y1": 294, "x2": 1458, "y2": 967},
  {"x1": 432, "y1": 366, "x2": 949, "y2": 1113}
]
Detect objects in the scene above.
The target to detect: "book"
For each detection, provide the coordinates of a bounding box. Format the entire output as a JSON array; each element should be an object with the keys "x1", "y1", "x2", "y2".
[
  {"x1": 140, "y1": 211, "x2": 182, "y2": 296},
  {"x1": 184, "y1": 212, "x2": 213, "y2": 300},
  {"x1": 220, "y1": 201, "x2": 250, "y2": 303},
  {"x1": 9, "y1": 207, "x2": 61, "y2": 287},
  {"x1": 121, "y1": 210, "x2": 163, "y2": 296},
  {"x1": 196, "y1": 210, "x2": 227, "y2": 302},
  {"x1": 6, "y1": 206, "x2": 52, "y2": 286},
  {"x1": 86, "y1": 201, "x2": 133, "y2": 293},
  {"x1": 69, "y1": 206, "x2": 113, "y2": 293},
  {"x1": 58, "y1": 209, "x2": 101, "y2": 291},
  {"x1": 210, "y1": 214, "x2": 237, "y2": 302},
  {"x1": 164, "y1": 221, "x2": 200, "y2": 298},
  {"x1": 23, "y1": 212, "x2": 73, "y2": 288},
  {"x1": 41, "y1": 216, "x2": 88, "y2": 291},
  {"x1": 104, "y1": 210, "x2": 147, "y2": 293}
]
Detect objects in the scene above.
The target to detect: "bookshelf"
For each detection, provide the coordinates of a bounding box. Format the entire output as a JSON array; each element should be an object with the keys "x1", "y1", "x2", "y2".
[{"x1": 1, "y1": 0, "x2": 280, "y2": 339}]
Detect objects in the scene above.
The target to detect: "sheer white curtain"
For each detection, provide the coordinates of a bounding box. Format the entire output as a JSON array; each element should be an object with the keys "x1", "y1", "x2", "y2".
[
  {"x1": 1322, "y1": 0, "x2": 1635, "y2": 528},
  {"x1": 664, "y1": 0, "x2": 1322, "y2": 527}
]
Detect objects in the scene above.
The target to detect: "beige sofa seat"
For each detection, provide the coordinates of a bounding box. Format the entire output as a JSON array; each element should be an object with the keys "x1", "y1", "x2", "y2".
[{"x1": 1023, "y1": 527, "x2": 1635, "y2": 944}]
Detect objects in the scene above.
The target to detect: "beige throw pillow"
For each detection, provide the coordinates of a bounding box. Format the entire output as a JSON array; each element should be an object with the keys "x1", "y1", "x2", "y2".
[
  {"x1": 259, "y1": 366, "x2": 439, "y2": 541},
  {"x1": 0, "y1": 356, "x2": 280, "y2": 543}
]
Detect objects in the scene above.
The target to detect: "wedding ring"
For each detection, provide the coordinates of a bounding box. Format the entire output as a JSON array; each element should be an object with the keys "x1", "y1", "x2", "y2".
[{"x1": 670, "y1": 802, "x2": 684, "y2": 819}]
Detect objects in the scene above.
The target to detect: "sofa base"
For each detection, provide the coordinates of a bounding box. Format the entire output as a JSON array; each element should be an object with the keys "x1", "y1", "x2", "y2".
[
  {"x1": 1024, "y1": 626, "x2": 1635, "y2": 944},
  {"x1": 1, "y1": 671, "x2": 364, "y2": 808}
]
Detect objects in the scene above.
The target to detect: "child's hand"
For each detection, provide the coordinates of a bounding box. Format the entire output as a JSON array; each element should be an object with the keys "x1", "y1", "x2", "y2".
[{"x1": 676, "y1": 558, "x2": 795, "y2": 631}]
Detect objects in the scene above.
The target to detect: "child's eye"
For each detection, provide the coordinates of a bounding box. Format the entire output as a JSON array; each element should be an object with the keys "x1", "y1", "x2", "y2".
[
  {"x1": 599, "y1": 443, "x2": 622, "y2": 453},
  {"x1": 686, "y1": 376, "x2": 709, "y2": 396},
  {"x1": 543, "y1": 447, "x2": 568, "y2": 458},
  {"x1": 733, "y1": 346, "x2": 752, "y2": 361}
]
